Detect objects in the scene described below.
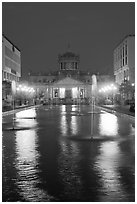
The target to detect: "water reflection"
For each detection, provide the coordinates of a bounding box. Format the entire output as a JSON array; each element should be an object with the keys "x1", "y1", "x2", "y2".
[
  {"x1": 60, "y1": 105, "x2": 66, "y2": 113},
  {"x1": 70, "y1": 116, "x2": 78, "y2": 135},
  {"x1": 60, "y1": 115, "x2": 68, "y2": 136},
  {"x1": 3, "y1": 106, "x2": 135, "y2": 202},
  {"x1": 58, "y1": 138, "x2": 82, "y2": 200},
  {"x1": 15, "y1": 129, "x2": 53, "y2": 201},
  {"x1": 95, "y1": 142, "x2": 126, "y2": 201},
  {"x1": 72, "y1": 105, "x2": 77, "y2": 112},
  {"x1": 99, "y1": 113, "x2": 118, "y2": 136}
]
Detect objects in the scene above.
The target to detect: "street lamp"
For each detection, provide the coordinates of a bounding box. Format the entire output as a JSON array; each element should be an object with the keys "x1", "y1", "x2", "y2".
[
  {"x1": 16, "y1": 84, "x2": 35, "y2": 106},
  {"x1": 98, "y1": 83, "x2": 117, "y2": 105}
]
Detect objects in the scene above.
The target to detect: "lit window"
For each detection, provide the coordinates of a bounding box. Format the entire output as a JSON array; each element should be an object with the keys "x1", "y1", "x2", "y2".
[
  {"x1": 60, "y1": 88, "x2": 65, "y2": 98},
  {"x1": 72, "y1": 87, "x2": 78, "y2": 98}
]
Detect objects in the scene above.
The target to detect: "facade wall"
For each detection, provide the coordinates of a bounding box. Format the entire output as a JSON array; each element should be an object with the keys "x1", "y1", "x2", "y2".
[
  {"x1": 114, "y1": 35, "x2": 135, "y2": 85},
  {"x1": 128, "y1": 37, "x2": 135, "y2": 83},
  {"x1": 2, "y1": 35, "x2": 21, "y2": 83},
  {"x1": 31, "y1": 78, "x2": 92, "y2": 101}
]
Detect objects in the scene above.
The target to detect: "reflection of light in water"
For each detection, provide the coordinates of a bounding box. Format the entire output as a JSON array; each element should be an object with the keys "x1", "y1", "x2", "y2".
[
  {"x1": 16, "y1": 130, "x2": 37, "y2": 164},
  {"x1": 95, "y1": 142, "x2": 126, "y2": 201},
  {"x1": 60, "y1": 115, "x2": 67, "y2": 136},
  {"x1": 99, "y1": 113, "x2": 118, "y2": 136},
  {"x1": 60, "y1": 105, "x2": 66, "y2": 112},
  {"x1": 16, "y1": 108, "x2": 36, "y2": 118},
  {"x1": 72, "y1": 105, "x2": 77, "y2": 112},
  {"x1": 15, "y1": 130, "x2": 53, "y2": 201},
  {"x1": 58, "y1": 139, "x2": 82, "y2": 197},
  {"x1": 71, "y1": 116, "x2": 78, "y2": 135}
]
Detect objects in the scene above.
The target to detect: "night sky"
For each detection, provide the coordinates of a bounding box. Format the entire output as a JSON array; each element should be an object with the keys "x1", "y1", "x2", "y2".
[{"x1": 2, "y1": 2, "x2": 135, "y2": 78}]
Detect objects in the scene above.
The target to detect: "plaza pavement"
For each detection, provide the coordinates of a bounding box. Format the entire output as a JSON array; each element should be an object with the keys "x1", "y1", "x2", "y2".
[{"x1": 101, "y1": 104, "x2": 135, "y2": 117}]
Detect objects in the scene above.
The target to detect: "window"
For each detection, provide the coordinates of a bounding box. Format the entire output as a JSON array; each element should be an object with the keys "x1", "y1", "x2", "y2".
[
  {"x1": 124, "y1": 70, "x2": 126, "y2": 81},
  {"x1": 75, "y1": 62, "x2": 78, "y2": 69},
  {"x1": 125, "y1": 42, "x2": 128, "y2": 56},
  {"x1": 12, "y1": 45, "x2": 15, "y2": 52},
  {"x1": 60, "y1": 63, "x2": 63, "y2": 70},
  {"x1": 123, "y1": 45, "x2": 124, "y2": 58},
  {"x1": 123, "y1": 58, "x2": 124, "y2": 66},
  {"x1": 7, "y1": 72, "x2": 10, "y2": 80},
  {"x1": 80, "y1": 89, "x2": 84, "y2": 98},
  {"x1": 54, "y1": 89, "x2": 58, "y2": 98},
  {"x1": 125, "y1": 56, "x2": 128, "y2": 65}
]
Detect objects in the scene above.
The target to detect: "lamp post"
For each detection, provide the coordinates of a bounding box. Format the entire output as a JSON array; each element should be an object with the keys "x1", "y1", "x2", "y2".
[
  {"x1": 16, "y1": 84, "x2": 35, "y2": 106},
  {"x1": 98, "y1": 83, "x2": 117, "y2": 105}
]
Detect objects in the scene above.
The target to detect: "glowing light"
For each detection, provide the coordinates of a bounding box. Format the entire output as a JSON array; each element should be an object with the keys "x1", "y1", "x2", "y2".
[
  {"x1": 16, "y1": 85, "x2": 35, "y2": 93},
  {"x1": 60, "y1": 88, "x2": 65, "y2": 98},
  {"x1": 99, "y1": 83, "x2": 117, "y2": 94},
  {"x1": 72, "y1": 87, "x2": 78, "y2": 98},
  {"x1": 113, "y1": 86, "x2": 117, "y2": 90},
  {"x1": 132, "y1": 83, "x2": 135, "y2": 86},
  {"x1": 99, "y1": 113, "x2": 118, "y2": 136},
  {"x1": 16, "y1": 108, "x2": 36, "y2": 119}
]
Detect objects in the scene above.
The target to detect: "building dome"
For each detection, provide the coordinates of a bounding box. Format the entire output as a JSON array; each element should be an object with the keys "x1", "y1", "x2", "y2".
[
  {"x1": 58, "y1": 51, "x2": 80, "y2": 71},
  {"x1": 61, "y1": 52, "x2": 76, "y2": 58}
]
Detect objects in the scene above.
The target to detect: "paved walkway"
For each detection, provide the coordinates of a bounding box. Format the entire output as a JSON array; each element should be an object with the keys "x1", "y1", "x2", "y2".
[
  {"x1": 99, "y1": 104, "x2": 135, "y2": 127},
  {"x1": 101, "y1": 105, "x2": 135, "y2": 117},
  {"x1": 2, "y1": 104, "x2": 42, "y2": 116}
]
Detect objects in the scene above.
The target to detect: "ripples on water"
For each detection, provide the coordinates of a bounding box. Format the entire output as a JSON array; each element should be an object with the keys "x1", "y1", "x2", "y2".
[{"x1": 2, "y1": 105, "x2": 135, "y2": 202}]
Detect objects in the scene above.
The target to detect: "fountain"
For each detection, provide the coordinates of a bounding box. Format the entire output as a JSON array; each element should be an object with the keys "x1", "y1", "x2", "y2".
[{"x1": 67, "y1": 75, "x2": 118, "y2": 142}]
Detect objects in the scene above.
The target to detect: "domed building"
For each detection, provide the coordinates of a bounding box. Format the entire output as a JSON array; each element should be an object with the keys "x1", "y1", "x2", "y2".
[
  {"x1": 28, "y1": 51, "x2": 109, "y2": 104},
  {"x1": 58, "y1": 51, "x2": 79, "y2": 71}
]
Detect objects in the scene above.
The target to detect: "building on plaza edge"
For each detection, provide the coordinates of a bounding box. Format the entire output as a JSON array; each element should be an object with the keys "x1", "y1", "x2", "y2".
[
  {"x1": 29, "y1": 51, "x2": 113, "y2": 104},
  {"x1": 113, "y1": 35, "x2": 135, "y2": 102},
  {"x1": 2, "y1": 34, "x2": 21, "y2": 109}
]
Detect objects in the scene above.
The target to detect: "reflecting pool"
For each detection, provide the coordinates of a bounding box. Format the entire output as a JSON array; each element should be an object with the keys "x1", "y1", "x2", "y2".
[{"x1": 2, "y1": 105, "x2": 135, "y2": 202}]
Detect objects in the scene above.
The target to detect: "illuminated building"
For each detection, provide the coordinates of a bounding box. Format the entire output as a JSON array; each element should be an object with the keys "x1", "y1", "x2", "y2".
[
  {"x1": 113, "y1": 35, "x2": 135, "y2": 102},
  {"x1": 2, "y1": 34, "x2": 21, "y2": 108},
  {"x1": 29, "y1": 51, "x2": 113, "y2": 104},
  {"x1": 29, "y1": 51, "x2": 93, "y2": 104},
  {"x1": 113, "y1": 35, "x2": 135, "y2": 85},
  {"x1": 2, "y1": 34, "x2": 21, "y2": 83}
]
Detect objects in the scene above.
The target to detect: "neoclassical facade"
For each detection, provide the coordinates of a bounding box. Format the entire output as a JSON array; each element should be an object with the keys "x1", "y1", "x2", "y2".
[
  {"x1": 29, "y1": 51, "x2": 112, "y2": 104},
  {"x1": 29, "y1": 51, "x2": 93, "y2": 104}
]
